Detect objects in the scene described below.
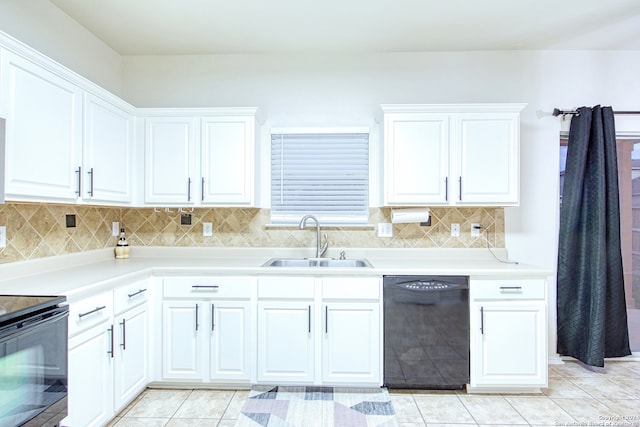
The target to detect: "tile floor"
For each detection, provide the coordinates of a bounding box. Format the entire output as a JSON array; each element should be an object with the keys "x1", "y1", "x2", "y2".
[{"x1": 107, "y1": 360, "x2": 640, "y2": 427}]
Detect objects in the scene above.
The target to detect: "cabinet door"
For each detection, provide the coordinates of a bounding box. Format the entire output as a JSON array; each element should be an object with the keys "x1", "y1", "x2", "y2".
[
  {"x1": 384, "y1": 113, "x2": 449, "y2": 205},
  {"x1": 201, "y1": 116, "x2": 254, "y2": 205},
  {"x1": 83, "y1": 94, "x2": 133, "y2": 204},
  {"x1": 0, "y1": 50, "x2": 82, "y2": 202},
  {"x1": 114, "y1": 304, "x2": 148, "y2": 410},
  {"x1": 257, "y1": 302, "x2": 314, "y2": 383},
  {"x1": 209, "y1": 301, "x2": 252, "y2": 381},
  {"x1": 145, "y1": 117, "x2": 198, "y2": 204},
  {"x1": 322, "y1": 303, "x2": 381, "y2": 384},
  {"x1": 454, "y1": 113, "x2": 519, "y2": 205},
  {"x1": 67, "y1": 324, "x2": 114, "y2": 427},
  {"x1": 471, "y1": 301, "x2": 546, "y2": 387},
  {"x1": 162, "y1": 301, "x2": 203, "y2": 380}
]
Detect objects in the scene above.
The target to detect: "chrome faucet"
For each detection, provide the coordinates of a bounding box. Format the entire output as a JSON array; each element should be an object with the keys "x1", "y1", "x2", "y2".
[{"x1": 298, "y1": 215, "x2": 328, "y2": 258}]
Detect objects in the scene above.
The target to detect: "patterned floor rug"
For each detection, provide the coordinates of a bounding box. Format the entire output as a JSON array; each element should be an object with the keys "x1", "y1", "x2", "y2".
[{"x1": 235, "y1": 386, "x2": 398, "y2": 427}]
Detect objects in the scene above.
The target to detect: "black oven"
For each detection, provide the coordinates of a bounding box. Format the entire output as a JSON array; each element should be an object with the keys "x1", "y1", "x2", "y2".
[{"x1": 0, "y1": 295, "x2": 68, "y2": 427}]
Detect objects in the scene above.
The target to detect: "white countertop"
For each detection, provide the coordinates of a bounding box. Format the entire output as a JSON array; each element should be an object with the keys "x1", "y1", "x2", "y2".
[{"x1": 0, "y1": 246, "x2": 551, "y2": 302}]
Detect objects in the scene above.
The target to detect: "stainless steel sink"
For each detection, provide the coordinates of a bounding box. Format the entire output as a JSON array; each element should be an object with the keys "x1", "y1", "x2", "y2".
[
  {"x1": 317, "y1": 259, "x2": 372, "y2": 268},
  {"x1": 262, "y1": 258, "x2": 373, "y2": 268}
]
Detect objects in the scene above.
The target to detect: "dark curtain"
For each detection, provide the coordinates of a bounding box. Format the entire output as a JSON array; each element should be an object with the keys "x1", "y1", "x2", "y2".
[{"x1": 557, "y1": 105, "x2": 631, "y2": 367}]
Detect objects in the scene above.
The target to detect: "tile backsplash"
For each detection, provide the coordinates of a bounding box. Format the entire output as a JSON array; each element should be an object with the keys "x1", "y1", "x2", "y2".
[{"x1": 0, "y1": 202, "x2": 504, "y2": 264}]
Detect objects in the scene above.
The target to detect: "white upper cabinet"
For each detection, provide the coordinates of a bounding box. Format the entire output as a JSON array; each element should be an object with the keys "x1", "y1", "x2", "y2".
[
  {"x1": 384, "y1": 113, "x2": 450, "y2": 205},
  {"x1": 454, "y1": 113, "x2": 520, "y2": 205},
  {"x1": 143, "y1": 110, "x2": 257, "y2": 206},
  {"x1": 1, "y1": 50, "x2": 83, "y2": 202},
  {"x1": 83, "y1": 94, "x2": 134, "y2": 204},
  {"x1": 0, "y1": 48, "x2": 135, "y2": 205},
  {"x1": 382, "y1": 104, "x2": 525, "y2": 206},
  {"x1": 201, "y1": 116, "x2": 255, "y2": 205},
  {"x1": 144, "y1": 117, "x2": 198, "y2": 204}
]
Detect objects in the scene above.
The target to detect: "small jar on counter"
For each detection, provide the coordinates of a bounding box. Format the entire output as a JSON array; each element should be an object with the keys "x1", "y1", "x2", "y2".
[{"x1": 115, "y1": 228, "x2": 130, "y2": 259}]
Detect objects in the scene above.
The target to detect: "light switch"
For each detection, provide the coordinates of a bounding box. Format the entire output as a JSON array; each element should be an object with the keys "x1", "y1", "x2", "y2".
[
  {"x1": 112, "y1": 222, "x2": 120, "y2": 237},
  {"x1": 203, "y1": 222, "x2": 213, "y2": 237},
  {"x1": 0, "y1": 226, "x2": 6, "y2": 248},
  {"x1": 451, "y1": 223, "x2": 460, "y2": 237}
]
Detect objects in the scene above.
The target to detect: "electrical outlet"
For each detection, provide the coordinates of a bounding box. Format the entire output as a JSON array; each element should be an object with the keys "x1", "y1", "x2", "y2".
[
  {"x1": 203, "y1": 222, "x2": 213, "y2": 237},
  {"x1": 112, "y1": 222, "x2": 120, "y2": 237},
  {"x1": 378, "y1": 223, "x2": 393, "y2": 238},
  {"x1": 451, "y1": 223, "x2": 460, "y2": 237},
  {"x1": 471, "y1": 223, "x2": 481, "y2": 237},
  {"x1": 0, "y1": 226, "x2": 6, "y2": 248}
]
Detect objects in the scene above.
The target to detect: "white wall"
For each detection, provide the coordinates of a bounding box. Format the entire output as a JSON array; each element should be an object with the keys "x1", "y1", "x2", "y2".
[{"x1": 0, "y1": 0, "x2": 122, "y2": 95}]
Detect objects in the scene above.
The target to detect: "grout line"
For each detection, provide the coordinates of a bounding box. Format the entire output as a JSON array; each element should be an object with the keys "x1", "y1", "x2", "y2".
[{"x1": 218, "y1": 389, "x2": 240, "y2": 423}]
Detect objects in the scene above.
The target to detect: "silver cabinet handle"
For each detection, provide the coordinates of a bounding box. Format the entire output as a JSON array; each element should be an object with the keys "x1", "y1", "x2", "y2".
[
  {"x1": 445, "y1": 176, "x2": 448, "y2": 202},
  {"x1": 480, "y1": 306, "x2": 484, "y2": 335},
  {"x1": 87, "y1": 167, "x2": 94, "y2": 197},
  {"x1": 75, "y1": 166, "x2": 82, "y2": 196},
  {"x1": 192, "y1": 285, "x2": 219, "y2": 289},
  {"x1": 499, "y1": 286, "x2": 523, "y2": 291},
  {"x1": 107, "y1": 325, "x2": 114, "y2": 358},
  {"x1": 308, "y1": 305, "x2": 311, "y2": 334},
  {"x1": 120, "y1": 318, "x2": 126, "y2": 350},
  {"x1": 211, "y1": 304, "x2": 215, "y2": 331},
  {"x1": 128, "y1": 288, "x2": 147, "y2": 298},
  {"x1": 78, "y1": 305, "x2": 106, "y2": 318},
  {"x1": 325, "y1": 305, "x2": 328, "y2": 334},
  {"x1": 195, "y1": 303, "x2": 199, "y2": 331},
  {"x1": 201, "y1": 177, "x2": 205, "y2": 201},
  {"x1": 187, "y1": 178, "x2": 192, "y2": 201},
  {"x1": 458, "y1": 176, "x2": 462, "y2": 201}
]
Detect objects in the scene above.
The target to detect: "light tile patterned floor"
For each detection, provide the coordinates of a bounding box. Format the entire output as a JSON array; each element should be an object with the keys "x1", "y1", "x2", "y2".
[{"x1": 107, "y1": 360, "x2": 640, "y2": 427}]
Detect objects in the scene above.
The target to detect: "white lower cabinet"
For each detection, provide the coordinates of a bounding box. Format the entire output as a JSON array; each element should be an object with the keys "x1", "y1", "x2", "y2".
[
  {"x1": 114, "y1": 304, "x2": 149, "y2": 409},
  {"x1": 257, "y1": 302, "x2": 315, "y2": 383},
  {"x1": 322, "y1": 303, "x2": 380, "y2": 384},
  {"x1": 67, "y1": 318, "x2": 114, "y2": 427},
  {"x1": 256, "y1": 276, "x2": 382, "y2": 386},
  {"x1": 64, "y1": 281, "x2": 149, "y2": 427},
  {"x1": 162, "y1": 301, "x2": 201, "y2": 379},
  {"x1": 210, "y1": 301, "x2": 252, "y2": 381},
  {"x1": 161, "y1": 276, "x2": 253, "y2": 383},
  {"x1": 469, "y1": 279, "x2": 547, "y2": 391}
]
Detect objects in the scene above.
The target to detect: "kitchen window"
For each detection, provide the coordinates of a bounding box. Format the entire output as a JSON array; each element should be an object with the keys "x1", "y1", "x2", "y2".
[{"x1": 270, "y1": 131, "x2": 369, "y2": 225}]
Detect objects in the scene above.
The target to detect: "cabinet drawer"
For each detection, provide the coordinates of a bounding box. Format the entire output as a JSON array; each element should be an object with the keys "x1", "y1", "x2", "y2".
[
  {"x1": 258, "y1": 277, "x2": 315, "y2": 299},
  {"x1": 68, "y1": 291, "x2": 112, "y2": 337},
  {"x1": 470, "y1": 279, "x2": 545, "y2": 301},
  {"x1": 113, "y1": 279, "x2": 149, "y2": 314},
  {"x1": 163, "y1": 276, "x2": 254, "y2": 299},
  {"x1": 322, "y1": 277, "x2": 381, "y2": 300}
]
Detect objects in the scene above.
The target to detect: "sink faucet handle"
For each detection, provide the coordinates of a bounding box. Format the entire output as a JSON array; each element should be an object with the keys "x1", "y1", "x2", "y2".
[
  {"x1": 319, "y1": 232, "x2": 329, "y2": 257},
  {"x1": 340, "y1": 251, "x2": 346, "y2": 260}
]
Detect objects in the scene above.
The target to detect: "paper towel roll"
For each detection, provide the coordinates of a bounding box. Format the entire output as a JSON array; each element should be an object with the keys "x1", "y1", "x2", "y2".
[{"x1": 391, "y1": 207, "x2": 430, "y2": 224}]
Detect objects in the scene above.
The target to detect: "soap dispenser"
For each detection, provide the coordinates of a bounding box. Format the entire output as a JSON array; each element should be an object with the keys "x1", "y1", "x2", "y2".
[{"x1": 115, "y1": 227, "x2": 130, "y2": 259}]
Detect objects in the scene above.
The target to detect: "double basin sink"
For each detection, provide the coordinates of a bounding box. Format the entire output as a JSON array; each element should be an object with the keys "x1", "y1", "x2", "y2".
[{"x1": 262, "y1": 258, "x2": 373, "y2": 268}]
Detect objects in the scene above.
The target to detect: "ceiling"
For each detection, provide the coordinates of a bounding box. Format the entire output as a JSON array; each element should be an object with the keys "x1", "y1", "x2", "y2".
[{"x1": 50, "y1": 0, "x2": 640, "y2": 55}]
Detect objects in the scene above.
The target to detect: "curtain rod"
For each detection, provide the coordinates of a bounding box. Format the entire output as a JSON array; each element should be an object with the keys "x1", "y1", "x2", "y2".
[{"x1": 552, "y1": 108, "x2": 640, "y2": 117}]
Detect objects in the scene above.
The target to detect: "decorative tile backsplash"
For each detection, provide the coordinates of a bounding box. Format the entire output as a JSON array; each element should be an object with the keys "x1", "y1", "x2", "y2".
[{"x1": 0, "y1": 202, "x2": 504, "y2": 264}]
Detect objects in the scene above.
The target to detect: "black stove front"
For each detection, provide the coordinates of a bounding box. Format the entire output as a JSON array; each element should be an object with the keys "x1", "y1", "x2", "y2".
[{"x1": 0, "y1": 295, "x2": 68, "y2": 427}]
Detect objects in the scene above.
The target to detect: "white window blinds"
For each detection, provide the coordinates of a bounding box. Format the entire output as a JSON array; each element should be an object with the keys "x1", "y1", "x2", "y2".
[{"x1": 271, "y1": 132, "x2": 369, "y2": 225}]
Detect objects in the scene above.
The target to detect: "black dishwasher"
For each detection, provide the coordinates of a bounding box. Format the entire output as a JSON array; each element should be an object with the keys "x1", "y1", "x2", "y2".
[{"x1": 383, "y1": 275, "x2": 469, "y2": 390}]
